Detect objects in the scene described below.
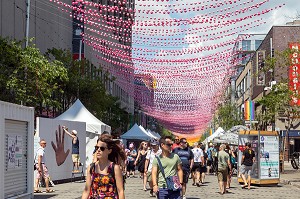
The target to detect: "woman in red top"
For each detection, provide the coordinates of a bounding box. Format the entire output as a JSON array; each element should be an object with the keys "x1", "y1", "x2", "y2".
[{"x1": 82, "y1": 137, "x2": 126, "y2": 199}]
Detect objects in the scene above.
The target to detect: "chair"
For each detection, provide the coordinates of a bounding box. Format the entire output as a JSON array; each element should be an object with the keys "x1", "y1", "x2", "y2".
[{"x1": 71, "y1": 162, "x2": 85, "y2": 182}]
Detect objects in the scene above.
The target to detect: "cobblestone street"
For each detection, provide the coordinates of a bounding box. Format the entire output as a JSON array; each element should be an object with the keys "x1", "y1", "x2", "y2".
[{"x1": 34, "y1": 174, "x2": 300, "y2": 199}]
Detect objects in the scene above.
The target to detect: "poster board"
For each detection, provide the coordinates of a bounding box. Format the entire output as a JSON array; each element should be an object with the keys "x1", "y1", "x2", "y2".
[
  {"x1": 259, "y1": 134, "x2": 280, "y2": 179},
  {"x1": 238, "y1": 131, "x2": 279, "y2": 185},
  {"x1": 36, "y1": 117, "x2": 86, "y2": 181}
]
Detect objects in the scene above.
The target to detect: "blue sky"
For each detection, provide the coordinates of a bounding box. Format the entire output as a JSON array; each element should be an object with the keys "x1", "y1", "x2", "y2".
[{"x1": 131, "y1": 0, "x2": 300, "y2": 133}]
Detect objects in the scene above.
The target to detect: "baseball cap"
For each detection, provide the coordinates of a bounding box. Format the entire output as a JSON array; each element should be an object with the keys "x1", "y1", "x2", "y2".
[
  {"x1": 72, "y1": 130, "x2": 77, "y2": 135},
  {"x1": 151, "y1": 140, "x2": 159, "y2": 146},
  {"x1": 209, "y1": 143, "x2": 213, "y2": 147}
]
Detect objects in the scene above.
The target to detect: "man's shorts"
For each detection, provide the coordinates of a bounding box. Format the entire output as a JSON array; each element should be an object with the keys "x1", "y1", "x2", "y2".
[
  {"x1": 191, "y1": 162, "x2": 201, "y2": 172},
  {"x1": 183, "y1": 169, "x2": 190, "y2": 184},
  {"x1": 217, "y1": 169, "x2": 228, "y2": 182},
  {"x1": 240, "y1": 165, "x2": 252, "y2": 176},
  {"x1": 207, "y1": 159, "x2": 212, "y2": 166},
  {"x1": 72, "y1": 154, "x2": 80, "y2": 163},
  {"x1": 36, "y1": 164, "x2": 50, "y2": 179},
  {"x1": 200, "y1": 166, "x2": 207, "y2": 174}
]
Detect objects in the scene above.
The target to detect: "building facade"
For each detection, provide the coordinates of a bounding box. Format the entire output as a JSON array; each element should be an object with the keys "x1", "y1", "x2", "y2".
[{"x1": 235, "y1": 25, "x2": 300, "y2": 158}]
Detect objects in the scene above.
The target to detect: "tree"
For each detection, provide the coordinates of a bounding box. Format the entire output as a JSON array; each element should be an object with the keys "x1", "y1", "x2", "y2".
[
  {"x1": 216, "y1": 101, "x2": 243, "y2": 131},
  {"x1": 0, "y1": 37, "x2": 68, "y2": 116},
  {"x1": 46, "y1": 48, "x2": 129, "y2": 134},
  {"x1": 257, "y1": 47, "x2": 300, "y2": 172}
]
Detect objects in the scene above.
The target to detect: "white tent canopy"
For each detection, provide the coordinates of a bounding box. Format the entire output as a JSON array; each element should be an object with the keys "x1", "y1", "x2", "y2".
[
  {"x1": 139, "y1": 125, "x2": 159, "y2": 140},
  {"x1": 146, "y1": 129, "x2": 161, "y2": 139},
  {"x1": 121, "y1": 124, "x2": 155, "y2": 141},
  {"x1": 56, "y1": 99, "x2": 111, "y2": 133},
  {"x1": 227, "y1": 125, "x2": 249, "y2": 134},
  {"x1": 203, "y1": 127, "x2": 225, "y2": 144},
  {"x1": 213, "y1": 133, "x2": 239, "y2": 145}
]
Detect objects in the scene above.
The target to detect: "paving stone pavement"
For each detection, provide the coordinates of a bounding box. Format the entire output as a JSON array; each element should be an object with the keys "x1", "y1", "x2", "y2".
[{"x1": 34, "y1": 174, "x2": 300, "y2": 199}]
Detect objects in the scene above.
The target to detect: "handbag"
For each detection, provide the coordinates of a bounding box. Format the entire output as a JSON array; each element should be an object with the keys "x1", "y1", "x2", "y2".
[{"x1": 155, "y1": 156, "x2": 182, "y2": 191}]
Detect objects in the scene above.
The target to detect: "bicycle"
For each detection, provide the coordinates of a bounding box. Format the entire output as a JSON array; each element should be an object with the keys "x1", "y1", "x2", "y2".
[{"x1": 291, "y1": 152, "x2": 300, "y2": 170}]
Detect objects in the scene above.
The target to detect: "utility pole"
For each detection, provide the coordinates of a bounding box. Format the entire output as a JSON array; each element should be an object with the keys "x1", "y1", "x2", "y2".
[
  {"x1": 25, "y1": 0, "x2": 31, "y2": 47},
  {"x1": 76, "y1": 39, "x2": 82, "y2": 98}
]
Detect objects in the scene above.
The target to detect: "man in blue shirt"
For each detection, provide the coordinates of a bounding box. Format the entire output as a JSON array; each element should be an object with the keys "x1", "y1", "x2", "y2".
[{"x1": 173, "y1": 138, "x2": 194, "y2": 199}]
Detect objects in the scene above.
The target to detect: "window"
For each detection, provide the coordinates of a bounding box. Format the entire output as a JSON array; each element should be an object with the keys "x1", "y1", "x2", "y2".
[
  {"x1": 255, "y1": 40, "x2": 263, "y2": 50},
  {"x1": 242, "y1": 40, "x2": 251, "y2": 51}
]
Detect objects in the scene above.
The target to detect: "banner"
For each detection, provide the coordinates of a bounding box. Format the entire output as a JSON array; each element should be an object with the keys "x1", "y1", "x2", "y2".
[
  {"x1": 244, "y1": 100, "x2": 255, "y2": 121},
  {"x1": 289, "y1": 43, "x2": 300, "y2": 106}
]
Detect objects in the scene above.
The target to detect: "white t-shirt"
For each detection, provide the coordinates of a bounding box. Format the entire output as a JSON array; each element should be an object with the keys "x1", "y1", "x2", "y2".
[
  {"x1": 145, "y1": 148, "x2": 162, "y2": 172},
  {"x1": 192, "y1": 147, "x2": 203, "y2": 163},
  {"x1": 35, "y1": 147, "x2": 46, "y2": 164}
]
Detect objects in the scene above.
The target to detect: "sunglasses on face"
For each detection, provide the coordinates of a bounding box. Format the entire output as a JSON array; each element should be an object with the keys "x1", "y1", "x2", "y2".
[
  {"x1": 181, "y1": 142, "x2": 187, "y2": 144},
  {"x1": 165, "y1": 143, "x2": 173, "y2": 147},
  {"x1": 94, "y1": 146, "x2": 108, "y2": 151}
]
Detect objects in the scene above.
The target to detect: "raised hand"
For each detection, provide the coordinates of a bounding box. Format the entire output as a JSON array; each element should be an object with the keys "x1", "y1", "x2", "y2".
[{"x1": 51, "y1": 125, "x2": 70, "y2": 166}]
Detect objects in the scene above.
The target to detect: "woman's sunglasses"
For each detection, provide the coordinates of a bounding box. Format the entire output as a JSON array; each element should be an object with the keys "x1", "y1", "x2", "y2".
[{"x1": 94, "y1": 146, "x2": 108, "y2": 151}]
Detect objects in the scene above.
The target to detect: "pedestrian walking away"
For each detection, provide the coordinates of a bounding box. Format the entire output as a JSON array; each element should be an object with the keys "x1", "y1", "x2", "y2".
[
  {"x1": 240, "y1": 142, "x2": 255, "y2": 190},
  {"x1": 217, "y1": 144, "x2": 232, "y2": 195},
  {"x1": 191, "y1": 142, "x2": 204, "y2": 187}
]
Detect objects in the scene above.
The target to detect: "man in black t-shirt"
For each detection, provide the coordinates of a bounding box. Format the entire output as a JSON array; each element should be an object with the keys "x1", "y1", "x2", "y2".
[
  {"x1": 240, "y1": 142, "x2": 255, "y2": 189},
  {"x1": 173, "y1": 138, "x2": 194, "y2": 199}
]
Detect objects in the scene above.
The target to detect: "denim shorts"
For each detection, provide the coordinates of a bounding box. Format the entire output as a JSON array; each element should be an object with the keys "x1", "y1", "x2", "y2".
[
  {"x1": 157, "y1": 188, "x2": 181, "y2": 199},
  {"x1": 240, "y1": 165, "x2": 252, "y2": 176}
]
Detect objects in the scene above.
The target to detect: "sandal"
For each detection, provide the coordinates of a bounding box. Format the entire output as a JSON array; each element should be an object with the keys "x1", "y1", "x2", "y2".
[
  {"x1": 34, "y1": 190, "x2": 42, "y2": 193},
  {"x1": 46, "y1": 189, "x2": 55, "y2": 193}
]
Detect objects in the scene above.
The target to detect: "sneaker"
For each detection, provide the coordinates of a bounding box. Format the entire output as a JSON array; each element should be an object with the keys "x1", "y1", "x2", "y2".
[
  {"x1": 149, "y1": 190, "x2": 154, "y2": 197},
  {"x1": 182, "y1": 195, "x2": 187, "y2": 199}
]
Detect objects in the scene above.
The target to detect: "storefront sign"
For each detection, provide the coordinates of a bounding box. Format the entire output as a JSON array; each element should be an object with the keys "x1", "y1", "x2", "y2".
[{"x1": 289, "y1": 43, "x2": 300, "y2": 106}]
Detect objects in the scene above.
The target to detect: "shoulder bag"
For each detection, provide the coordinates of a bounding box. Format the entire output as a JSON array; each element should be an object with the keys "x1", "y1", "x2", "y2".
[{"x1": 155, "y1": 156, "x2": 182, "y2": 191}]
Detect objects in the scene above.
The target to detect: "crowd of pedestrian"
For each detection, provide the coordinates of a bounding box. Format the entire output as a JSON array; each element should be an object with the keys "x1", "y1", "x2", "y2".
[{"x1": 34, "y1": 131, "x2": 255, "y2": 199}]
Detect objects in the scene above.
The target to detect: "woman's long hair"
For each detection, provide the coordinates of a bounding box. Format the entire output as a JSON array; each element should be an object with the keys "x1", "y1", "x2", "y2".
[{"x1": 97, "y1": 137, "x2": 126, "y2": 165}]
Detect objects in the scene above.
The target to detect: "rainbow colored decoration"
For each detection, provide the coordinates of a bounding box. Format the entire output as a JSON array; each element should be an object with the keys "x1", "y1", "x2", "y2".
[{"x1": 244, "y1": 100, "x2": 255, "y2": 121}]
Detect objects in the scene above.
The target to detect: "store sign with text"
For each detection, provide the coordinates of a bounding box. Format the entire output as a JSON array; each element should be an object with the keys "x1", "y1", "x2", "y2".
[{"x1": 289, "y1": 43, "x2": 300, "y2": 106}]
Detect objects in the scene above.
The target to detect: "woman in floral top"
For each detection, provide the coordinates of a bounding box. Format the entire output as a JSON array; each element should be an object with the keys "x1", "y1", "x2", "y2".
[{"x1": 82, "y1": 137, "x2": 126, "y2": 199}]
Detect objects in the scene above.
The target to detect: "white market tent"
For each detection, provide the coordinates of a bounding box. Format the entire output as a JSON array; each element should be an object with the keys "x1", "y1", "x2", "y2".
[
  {"x1": 139, "y1": 125, "x2": 159, "y2": 140},
  {"x1": 56, "y1": 99, "x2": 111, "y2": 134},
  {"x1": 203, "y1": 127, "x2": 225, "y2": 144},
  {"x1": 147, "y1": 129, "x2": 161, "y2": 139},
  {"x1": 55, "y1": 99, "x2": 111, "y2": 166},
  {"x1": 121, "y1": 124, "x2": 155, "y2": 141},
  {"x1": 211, "y1": 125, "x2": 249, "y2": 145},
  {"x1": 213, "y1": 133, "x2": 239, "y2": 145},
  {"x1": 226, "y1": 125, "x2": 249, "y2": 134}
]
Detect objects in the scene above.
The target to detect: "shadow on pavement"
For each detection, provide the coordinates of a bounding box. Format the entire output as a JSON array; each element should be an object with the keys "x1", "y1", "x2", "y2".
[{"x1": 34, "y1": 194, "x2": 56, "y2": 198}]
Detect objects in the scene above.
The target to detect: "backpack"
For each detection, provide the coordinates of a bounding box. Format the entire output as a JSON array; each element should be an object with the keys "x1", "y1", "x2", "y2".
[
  {"x1": 207, "y1": 148, "x2": 216, "y2": 160},
  {"x1": 211, "y1": 149, "x2": 217, "y2": 160}
]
